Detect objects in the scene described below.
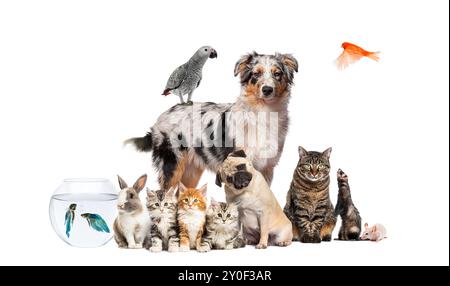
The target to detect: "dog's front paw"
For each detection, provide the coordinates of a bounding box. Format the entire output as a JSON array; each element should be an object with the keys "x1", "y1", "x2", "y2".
[
  {"x1": 255, "y1": 243, "x2": 267, "y2": 249},
  {"x1": 150, "y1": 246, "x2": 162, "y2": 253},
  {"x1": 276, "y1": 241, "x2": 292, "y2": 247},
  {"x1": 179, "y1": 244, "x2": 190, "y2": 252}
]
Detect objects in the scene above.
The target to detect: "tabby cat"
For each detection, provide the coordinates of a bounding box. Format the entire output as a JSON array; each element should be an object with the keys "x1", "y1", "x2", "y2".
[
  {"x1": 198, "y1": 199, "x2": 245, "y2": 252},
  {"x1": 177, "y1": 183, "x2": 207, "y2": 251},
  {"x1": 335, "y1": 169, "x2": 362, "y2": 240},
  {"x1": 145, "y1": 187, "x2": 179, "y2": 252},
  {"x1": 284, "y1": 146, "x2": 337, "y2": 243}
]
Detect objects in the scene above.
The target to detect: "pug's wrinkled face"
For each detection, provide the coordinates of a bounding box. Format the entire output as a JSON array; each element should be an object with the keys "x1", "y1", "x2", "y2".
[{"x1": 216, "y1": 152, "x2": 254, "y2": 192}]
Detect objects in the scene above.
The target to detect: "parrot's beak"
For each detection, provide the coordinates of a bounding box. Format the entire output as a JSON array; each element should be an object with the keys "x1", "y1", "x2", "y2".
[{"x1": 209, "y1": 49, "x2": 217, "y2": 59}]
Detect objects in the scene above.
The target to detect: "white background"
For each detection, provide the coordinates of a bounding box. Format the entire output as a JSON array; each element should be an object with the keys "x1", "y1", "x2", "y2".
[{"x1": 0, "y1": 0, "x2": 448, "y2": 266}]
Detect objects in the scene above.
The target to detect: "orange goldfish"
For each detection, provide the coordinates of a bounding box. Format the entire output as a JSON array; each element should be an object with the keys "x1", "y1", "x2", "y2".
[{"x1": 336, "y1": 42, "x2": 380, "y2": 70}]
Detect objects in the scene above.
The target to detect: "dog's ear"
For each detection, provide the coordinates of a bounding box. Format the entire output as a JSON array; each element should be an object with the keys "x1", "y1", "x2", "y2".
[
  {"x1": 234, "y1": 52, "x2": 258, "y2": 82},
  {"x1": 229, "y1": 150, "x2": 247, "y2": 158},
  {"x1": 276, "y1": 53, "x2": 298, "y2": 83},
  {"x1": 215, "y1": 172, "x2": 222, "y2": 187}
]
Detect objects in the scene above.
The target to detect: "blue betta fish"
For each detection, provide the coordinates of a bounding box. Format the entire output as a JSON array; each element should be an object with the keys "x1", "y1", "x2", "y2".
[
  {"x1": 81, "y1": 213, "x2": 110, "y2": 233},
  {"x1": 64, "y1": 204, "x2": 77, "y2": 238}
]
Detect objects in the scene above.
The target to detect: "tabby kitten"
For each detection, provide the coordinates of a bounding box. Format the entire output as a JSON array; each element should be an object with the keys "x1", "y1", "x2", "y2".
[
  {"x1": 177, "y1": 183, "x2": 207, "y2": 252},
  {"x1": 284, "y1": 146, "x2": 337, "y2": 243},
  {"x1": 198, "y1": 199, "x2": 245, "y2": 252},
  {"x1": 145, "y1": 187, "x2": 179, "y2": 252},
  {"x1": 335, "y1": 169, "x2": 362, "y2": 240}
]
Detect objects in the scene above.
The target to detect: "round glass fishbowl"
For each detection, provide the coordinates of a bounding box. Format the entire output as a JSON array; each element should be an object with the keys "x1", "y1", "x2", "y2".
[{"x1": 49, "y1": 178, "x2": 118, "y2": 248}]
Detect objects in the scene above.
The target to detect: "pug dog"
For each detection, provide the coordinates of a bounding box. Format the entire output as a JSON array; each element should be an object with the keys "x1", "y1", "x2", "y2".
[{"x1": 215, "y1": 150, "x2": 293, "y2": 249}]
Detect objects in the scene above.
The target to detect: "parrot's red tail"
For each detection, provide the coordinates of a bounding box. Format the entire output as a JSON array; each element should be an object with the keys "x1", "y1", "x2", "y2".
[{"x1": 162, "y1": 89, "x2": 171, "y2": 96}]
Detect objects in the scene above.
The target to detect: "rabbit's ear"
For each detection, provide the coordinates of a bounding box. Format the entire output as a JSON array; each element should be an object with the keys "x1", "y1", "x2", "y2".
[
  {"x1": 133, "y1": 174, "x2": 147, "y2": 193},
  {"x1": 364, "y1": 223, "x2": 368, "y2": 229},
  {"x1": 117, "y1": 175, "x2": 128, "y2": 190},
  {"x1": 372, "y1": 225, "x2": 377, "y2": 232}
]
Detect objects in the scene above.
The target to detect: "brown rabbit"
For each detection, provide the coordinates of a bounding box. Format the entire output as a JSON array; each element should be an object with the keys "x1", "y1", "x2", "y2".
[{"x1": 113, "y1": 174, "x2": 151, "y2": 249}]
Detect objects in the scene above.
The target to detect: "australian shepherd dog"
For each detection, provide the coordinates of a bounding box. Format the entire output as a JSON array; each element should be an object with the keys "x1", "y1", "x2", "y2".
[{"x1": 126, "y1": 52, "x2": 298, "y2": 190}]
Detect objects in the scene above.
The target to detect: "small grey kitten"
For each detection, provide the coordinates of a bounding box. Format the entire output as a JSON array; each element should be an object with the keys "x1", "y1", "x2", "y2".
[
  {"x1": 145, "y1": 187, "x2": 179, "y2": 252},
  {"x1": 198, "y1": 199, "x2": 245, "y2": 252}
]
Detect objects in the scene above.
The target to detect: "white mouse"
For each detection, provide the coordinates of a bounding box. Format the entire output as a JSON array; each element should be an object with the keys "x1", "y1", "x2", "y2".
[{"x1": 360, "y1": 223, "x2": 387, "y2": 242}]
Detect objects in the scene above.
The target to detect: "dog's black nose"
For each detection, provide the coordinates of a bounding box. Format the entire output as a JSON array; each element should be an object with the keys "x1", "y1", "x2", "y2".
[
  {"x1": 233, "y1": 171, "x2": 253, "y2": 190},
  {"x1": 262, "y1": 86, "x2": 274, "y2": 96}
]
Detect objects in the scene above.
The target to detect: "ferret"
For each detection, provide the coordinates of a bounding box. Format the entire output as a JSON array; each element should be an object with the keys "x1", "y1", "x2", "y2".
[{"x1": 335, "y1": 169, "x2": 362, "y2": 240}]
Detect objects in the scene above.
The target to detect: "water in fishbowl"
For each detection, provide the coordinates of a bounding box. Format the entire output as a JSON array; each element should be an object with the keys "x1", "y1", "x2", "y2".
[{"x1": 49, "y1": 193, "x2": 118, "y2": 248}]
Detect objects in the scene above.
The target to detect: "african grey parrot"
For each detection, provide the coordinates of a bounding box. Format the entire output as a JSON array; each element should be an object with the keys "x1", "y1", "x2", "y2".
[{"x1": 162, "y1": 46, "x2": 217, "y2": 105}]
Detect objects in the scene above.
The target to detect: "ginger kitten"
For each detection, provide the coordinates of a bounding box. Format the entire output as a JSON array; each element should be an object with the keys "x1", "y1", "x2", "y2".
[{"x1": 177, "y1": 183, "x2": 207, "y2": 251}]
